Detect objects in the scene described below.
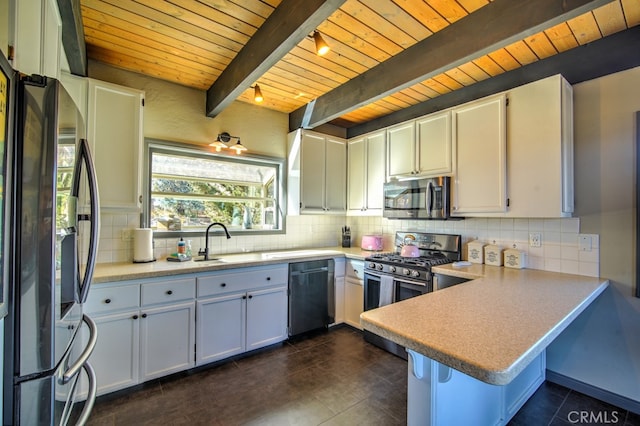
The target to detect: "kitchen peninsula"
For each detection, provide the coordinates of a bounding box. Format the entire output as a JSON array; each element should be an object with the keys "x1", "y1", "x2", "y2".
[{"x1": 360, "y1": 264, "x2": 609, "y2": 426}]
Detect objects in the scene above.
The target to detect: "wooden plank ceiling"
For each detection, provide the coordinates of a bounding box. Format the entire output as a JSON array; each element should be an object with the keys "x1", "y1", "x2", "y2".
[{"x1": 81, "y1": 0, "x2": 640, "y2": 128}]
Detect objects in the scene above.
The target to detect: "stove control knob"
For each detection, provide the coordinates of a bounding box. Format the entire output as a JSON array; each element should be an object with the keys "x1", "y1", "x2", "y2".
[
  {"x1": 389, "y1": 266, "x2": 396, "y2": 273},
  {"x1": 403, "y1": 268, "x2": 411, "y2": 276},
  {"x1": 377, "y1": 264, "x2": 384, "y2": 271},
  {"x1": 368, "y1": 262, "x2": 376, "y2": 269},
  {"x1": 411, "y1": 270, "x2": 421, "y2": 278}
]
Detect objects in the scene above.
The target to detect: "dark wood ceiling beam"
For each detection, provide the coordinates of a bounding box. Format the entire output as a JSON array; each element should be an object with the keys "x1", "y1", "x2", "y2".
[
  {"x1": 347, "y1": 26, "x2": 640, "y2": 138},
  {"x1": 205, "y1": 0, "x2": 345, "y2": 118},
  {"x1": 57, "y1": 0, "x2": 87, "y2": 76},
  {"x1": 289, "y1": 0, "x2": 611, "y2": 131}
]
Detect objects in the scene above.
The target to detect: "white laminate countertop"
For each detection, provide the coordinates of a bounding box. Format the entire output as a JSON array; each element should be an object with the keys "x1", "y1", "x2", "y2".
[
  {"x1": 92, "y1": 246, "x2": 373, "y2": 283},
  {"x1": 360, "y1": 263, "x2": 609, "y2": 386}
]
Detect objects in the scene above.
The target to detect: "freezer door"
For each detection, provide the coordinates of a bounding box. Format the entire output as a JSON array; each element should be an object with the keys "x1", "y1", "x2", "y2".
[{"x1": 17, "y1": 314, "x2": 97, "y2": 425}]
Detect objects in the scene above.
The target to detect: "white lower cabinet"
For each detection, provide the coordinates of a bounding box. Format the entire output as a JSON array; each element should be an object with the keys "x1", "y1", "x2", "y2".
[
  {"x1": 196, "y1": 265, "x2": 288, "y2": 365},
  {"x1": 139, "y1": 301, "x2": 195, "y2": 381},
  {"x1": 196, "y1": 292, "x2": 245, "y2": 363},
  {"x1": 344, "y1": 260, "x2": 364, "y2": 329},
  {"x1": 89, "y1": 310, "x2": 140, "y2": 395},
  {"x1": 84, "y1": 277, "x2": 196, "y2": 396},
  {"x1": 245, "y1": 286, "x2": 288, "y2": 351}
]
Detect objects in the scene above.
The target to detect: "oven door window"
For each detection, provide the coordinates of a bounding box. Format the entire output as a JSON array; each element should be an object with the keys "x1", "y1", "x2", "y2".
[
  {"x1": 395, "y1": 279, "x2": 430, "y2": 302},
  {"x1": 363, "y1": 273, "x2": 381, "y2": 311}
]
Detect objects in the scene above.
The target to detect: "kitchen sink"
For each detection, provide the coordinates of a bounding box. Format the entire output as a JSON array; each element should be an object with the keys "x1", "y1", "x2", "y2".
[
  {"x1": 190, "y1": 250, "x2": 338, "y2": 263},
  {"x1": 261, "y1": 250, "x2": 337, "y2": 259}
]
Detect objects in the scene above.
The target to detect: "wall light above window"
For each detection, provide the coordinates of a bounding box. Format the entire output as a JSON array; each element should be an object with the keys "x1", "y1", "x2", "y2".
[{"x1": 209, "y1": 131, "x2": 247, "y2": 154}]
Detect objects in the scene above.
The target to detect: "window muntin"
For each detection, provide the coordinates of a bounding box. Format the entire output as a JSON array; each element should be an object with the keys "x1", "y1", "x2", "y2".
[{"x1": 146, "y1": 141, "x2": 284, "y2": 234}]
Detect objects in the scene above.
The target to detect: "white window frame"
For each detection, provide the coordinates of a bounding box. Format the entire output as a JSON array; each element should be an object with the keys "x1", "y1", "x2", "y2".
[{"x1": 143, "y1": 138, "x2": 286, "y2": 237}]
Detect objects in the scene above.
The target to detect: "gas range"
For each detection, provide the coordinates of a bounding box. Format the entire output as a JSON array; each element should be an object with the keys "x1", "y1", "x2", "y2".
[
  {"x1": 362, "y1": 232, "x2": 462, "y2": 359},
  {"x1": 364, "y1": 232, "x2": 462, "y2": 281},
  {"x1": 365, "y1": 252, "x2": 453, "y2": 280}
]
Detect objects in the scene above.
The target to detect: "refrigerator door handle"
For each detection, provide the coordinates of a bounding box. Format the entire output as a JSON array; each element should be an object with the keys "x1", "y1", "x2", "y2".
[
  {"x1": 72, "y1": 139, "x2": 100, "y2": 304},
  {"x1": 76, "y1": 362, "x2": 97, "y2": 426},
  {"x1": 62, "y1": 314, "x2": 97, "y2": 384}
]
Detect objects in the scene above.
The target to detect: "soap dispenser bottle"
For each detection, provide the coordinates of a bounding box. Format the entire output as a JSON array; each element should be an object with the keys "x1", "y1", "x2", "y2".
[{"x1": 177, "y1": 237, "x2": 186, "y2": 257}]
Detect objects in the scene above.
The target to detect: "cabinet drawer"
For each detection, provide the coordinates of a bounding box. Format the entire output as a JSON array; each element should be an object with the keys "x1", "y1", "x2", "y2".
[
  {"x1": 141, "y1": 278, "x2": 195, "y2": 306},
  {"x1": 197, "y1": 267, "x2": 288, "y2": 297},
  {"x1": 346, "y1": 260, "x2": 364, "y2": 280},
  {"x1": 86, "y1": 284, "x2": 140, "y2": 315}
]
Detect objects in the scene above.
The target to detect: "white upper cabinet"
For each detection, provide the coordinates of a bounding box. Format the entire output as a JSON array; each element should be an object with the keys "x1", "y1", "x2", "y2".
[
  {"x1": 288, "y1": 130, "x2": 346, "y2": 215},
  {"x1": 387, "y1": 112, "x2": 452, "y2": 179},
  {"x1": 87, "y1": 79, "x2": 145, "y2": 211},
  {"x1": 10, "y1": 0, "x2": 62, "y2": 78},
  {"x1": 387, "y1": 121, "x2": 416, "y2": 177},
  {"x1": 504, "y1": 74, "x2": 574, "y2": 217},
  {"x1": 451, "y1": 94, "x2": 507, "y2": 216},
  {"x1": 416, "y1": 112, "x2": 452, "y2": 176},
  {"x1": 347, "y1": 130, "x2": 385, "y2": 215},
  {"x1": 451, "y1": 75, "x2": 574, "y2": 218}
]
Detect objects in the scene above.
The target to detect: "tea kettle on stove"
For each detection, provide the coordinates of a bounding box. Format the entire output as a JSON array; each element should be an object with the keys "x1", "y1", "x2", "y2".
[{"x1": 400, "y1": 236, "x2": 420, "y2": 257}]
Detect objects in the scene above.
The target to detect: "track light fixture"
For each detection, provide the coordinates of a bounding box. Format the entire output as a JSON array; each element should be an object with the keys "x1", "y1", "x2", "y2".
[
  {"x1": 312, "y1": 30, "x2": 330, "y2": 56},
  {"x1": 252, "y1": 84, "x2": 263, "y2": 103},
  {"x1": 209, "y1": 132, "x2": 247, "y2": 154}
]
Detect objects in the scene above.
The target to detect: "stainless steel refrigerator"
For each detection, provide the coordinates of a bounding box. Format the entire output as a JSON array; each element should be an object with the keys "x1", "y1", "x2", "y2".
[{"x1": 1, "y1": 51, "x2": 100, "y2": 425}]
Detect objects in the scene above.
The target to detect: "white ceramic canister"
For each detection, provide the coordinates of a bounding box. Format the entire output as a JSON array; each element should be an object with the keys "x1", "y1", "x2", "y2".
[
  {"x1": 467, "y1": 240, "x2": 486, "y2": 264},
  {"x1": 484, "y1": 244, "x2": 503, "y2": 266},
  {"x1": 504, "y1": 247, "x2": 527, "y2": 269}
]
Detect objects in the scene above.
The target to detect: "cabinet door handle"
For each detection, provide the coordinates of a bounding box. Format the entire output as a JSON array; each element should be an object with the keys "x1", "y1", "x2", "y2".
[
  {"x1": 104, "y1": 298, "x2": 111, "y2": 304},
  {"x1": 248, "y1": 294, "x2": 253, "y2": 299},
  {"x1": 266, "y1": 277, "x2": 271, "y2": 281},
  {"x1": 141, "y1": 313, "x2": 147, "y2": 318},
  {"x1": 220, "y1": 283, "x2": 227, "y2": 287},
  {"x1": 242, "y1": 295, "x2": 247, "y2": 299},
  {"x1": 166, "y1": 290, "x2": 173, "y2": 295},
  {"x1": 132, "y1": 315, "x2": 139, "y2": 320}
]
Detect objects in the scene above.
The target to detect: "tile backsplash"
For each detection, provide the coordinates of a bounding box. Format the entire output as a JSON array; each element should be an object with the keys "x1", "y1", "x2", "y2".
[{"x1": 98, "y1": 213, "x2": 599, "y2": 277}]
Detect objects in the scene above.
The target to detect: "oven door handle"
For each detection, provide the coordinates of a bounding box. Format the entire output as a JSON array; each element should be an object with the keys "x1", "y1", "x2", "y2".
[
  {"x1": 364, "y1": 272, "x2": 382, "y2": 279},
  {"x1": 394, "y1": 277, "x2": 428, "y2": 287}
]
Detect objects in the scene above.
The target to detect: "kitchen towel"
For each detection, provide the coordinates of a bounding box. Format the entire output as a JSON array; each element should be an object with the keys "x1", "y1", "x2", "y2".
[
  {"x1": 133, "y1": 228, "x2": 155, "y2": 263},
  {"x1": 379, "y1": 275, "x2": 394, "y2": 306}
]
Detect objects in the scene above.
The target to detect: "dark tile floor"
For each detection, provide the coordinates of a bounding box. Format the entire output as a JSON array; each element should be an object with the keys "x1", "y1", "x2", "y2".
[{"x1": 87, "y1": 326, "x2": 638, "y2": 426}]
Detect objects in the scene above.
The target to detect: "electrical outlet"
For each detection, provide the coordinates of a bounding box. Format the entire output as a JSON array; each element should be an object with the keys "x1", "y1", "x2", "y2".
[
  {"x1": 529, "y1": 232, "x2": 541, "y2": 248},
  {"x1": 121, "y1": 229, "x2": 132, "y2": 241}
]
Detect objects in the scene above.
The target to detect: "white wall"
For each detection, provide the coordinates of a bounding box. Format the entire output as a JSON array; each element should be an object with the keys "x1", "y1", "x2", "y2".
[
  {"x1": 0, "y1": 0, "x2": 8, "y2": 59},
  {"x1": 546, "y1": 66, "x2": 640, "y2": 403}
]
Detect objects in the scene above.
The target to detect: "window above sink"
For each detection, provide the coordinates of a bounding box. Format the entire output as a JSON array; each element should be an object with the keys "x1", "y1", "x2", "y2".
[{"x1": 143, "y1": 139, "x2": 286, "y2": 237}]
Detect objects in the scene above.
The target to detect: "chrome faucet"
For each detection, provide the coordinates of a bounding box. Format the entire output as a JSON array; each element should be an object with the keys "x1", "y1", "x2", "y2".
[{"x1": 198, "y1": 222, "x2": 231, "y2": 260}]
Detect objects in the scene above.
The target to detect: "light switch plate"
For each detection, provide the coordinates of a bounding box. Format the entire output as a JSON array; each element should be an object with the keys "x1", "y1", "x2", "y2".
[{"x1": 579, "y1": 234, "x2": 592, "y2": 251}]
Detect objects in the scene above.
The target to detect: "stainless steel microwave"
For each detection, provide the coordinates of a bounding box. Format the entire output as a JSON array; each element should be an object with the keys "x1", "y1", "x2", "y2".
[{"x1": 383, "y1": 176, "x2": 451, "y2": 219}]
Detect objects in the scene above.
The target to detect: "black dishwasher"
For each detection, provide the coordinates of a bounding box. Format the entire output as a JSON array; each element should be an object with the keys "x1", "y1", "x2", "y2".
[{"x1": 288, "y1": 259, "x2": 335, "y2": 337}]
